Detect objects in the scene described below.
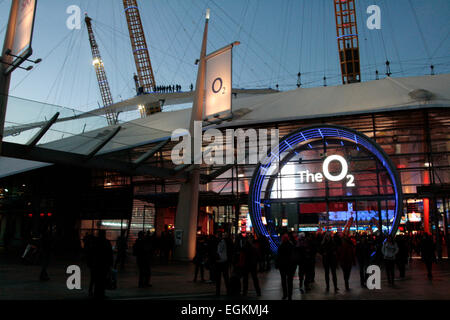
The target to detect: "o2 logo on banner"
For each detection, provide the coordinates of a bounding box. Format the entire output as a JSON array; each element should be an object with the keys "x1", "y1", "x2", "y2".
[{"x1": 212, "y1": 77, "x2": 226, "y2": 95}]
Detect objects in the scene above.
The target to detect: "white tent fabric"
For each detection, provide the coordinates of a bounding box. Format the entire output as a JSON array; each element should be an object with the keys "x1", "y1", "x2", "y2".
[
  {"x1": 1, "y1": 73, "x2": 449, "y2": 178},
  {"x1": 42, "y1": 73, "x2": 449, "y2": 155}
]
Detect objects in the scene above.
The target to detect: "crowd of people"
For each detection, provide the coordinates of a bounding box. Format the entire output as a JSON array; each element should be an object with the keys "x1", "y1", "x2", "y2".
[
  {"x1": 153, "y1": 84, "x2": 182, "y2": 93},
  {"x1": 275, "y1": 231, "x2": 439, "y2": 299},
  {"x1": 23, "y1": 226, "x2": 442, "y2": 300}
]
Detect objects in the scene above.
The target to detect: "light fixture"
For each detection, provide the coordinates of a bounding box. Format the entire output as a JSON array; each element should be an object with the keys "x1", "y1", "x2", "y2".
[{"x1": 92, "y1": 57, "x2": 101, "y2": 66}]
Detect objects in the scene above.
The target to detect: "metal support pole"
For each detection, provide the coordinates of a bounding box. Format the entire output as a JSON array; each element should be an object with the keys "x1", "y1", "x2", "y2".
[{"x1": 174, "y1": 10, "x2": 209, "y2": 260}]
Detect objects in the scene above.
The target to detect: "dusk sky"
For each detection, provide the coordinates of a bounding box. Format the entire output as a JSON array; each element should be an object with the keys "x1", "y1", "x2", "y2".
[{"x1": 1, "y1": 0, "x2": 449, "y2": 117}]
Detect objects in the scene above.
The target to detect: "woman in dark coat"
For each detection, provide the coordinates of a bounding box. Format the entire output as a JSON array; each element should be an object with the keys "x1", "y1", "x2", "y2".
[{"x1": 276, "y1": 234, "x2": 297, "y2": 300}]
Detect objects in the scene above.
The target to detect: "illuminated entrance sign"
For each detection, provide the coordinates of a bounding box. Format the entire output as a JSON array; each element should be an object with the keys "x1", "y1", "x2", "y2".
[
  {"x1": 299, "y1": 154, "x2": 355, "y2": 187},
  {"x1": 248, "y1": 124, "x2": 403, "y2": 253}
]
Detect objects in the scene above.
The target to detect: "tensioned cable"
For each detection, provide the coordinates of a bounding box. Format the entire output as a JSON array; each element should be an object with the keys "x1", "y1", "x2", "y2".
[
  {"x1": 408, "y1": 0, "x2": 432, "y2": 63},
  {"x1": 237, "y1": 0, "x2": 259, "y2": 86},
  {"x1": 383, "y1": 0, "x2": 405, "y2": 76}
]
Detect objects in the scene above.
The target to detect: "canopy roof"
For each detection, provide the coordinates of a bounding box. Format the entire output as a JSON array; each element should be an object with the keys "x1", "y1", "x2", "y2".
[{"x1": 1, "y1": 73, "x2": 449, "y2": 178}]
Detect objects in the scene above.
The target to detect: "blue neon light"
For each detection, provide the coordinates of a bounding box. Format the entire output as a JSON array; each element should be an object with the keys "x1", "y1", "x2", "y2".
[{"x1": 248, "y1": 125, "x2": 403, "y2": 254}]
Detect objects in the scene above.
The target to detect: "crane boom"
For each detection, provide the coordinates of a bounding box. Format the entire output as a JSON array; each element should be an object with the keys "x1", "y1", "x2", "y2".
[
  {"x1": 85, "y1": 14, "x2": 117, "y2": 126},
  {"x1": 123, "y1": 0, "x2": 160, "y2": 115},
  {"x1": 334, "y1": 0, "x2": 361, "y2": 84}
]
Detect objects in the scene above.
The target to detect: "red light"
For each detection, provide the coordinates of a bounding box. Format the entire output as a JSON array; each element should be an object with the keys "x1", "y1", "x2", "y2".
[
  {"x1": 40, "y1": 213, "x2": 45, "y2": 217},
  {"x1": 47, "y1": 213, "x2": 52, "y2": 217},
  {"x1": 28, "y1": 214, "x2": 33, "y2": 218}
]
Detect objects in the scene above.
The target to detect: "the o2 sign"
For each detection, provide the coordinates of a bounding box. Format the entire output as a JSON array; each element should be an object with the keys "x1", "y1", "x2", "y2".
[
  {"x1": 299, "y1": 154, "x2": 355, "y2": 187},
  {"x1": 249, "y1": 124, "x2": 403, "y2": 254}
]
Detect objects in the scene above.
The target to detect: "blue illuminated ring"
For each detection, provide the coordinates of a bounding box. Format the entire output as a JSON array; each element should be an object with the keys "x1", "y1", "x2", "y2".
[{"x1": 248, "y1": 124, "x2": 403, "y2": 253}]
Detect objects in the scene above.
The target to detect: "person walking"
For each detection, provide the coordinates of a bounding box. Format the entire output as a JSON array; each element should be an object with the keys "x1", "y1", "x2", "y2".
[
  {"x1": 338, "y1": 235, "x2": 355, "y2": 291},
  {"x1": 320, "y1": 232, "x2": 340, "y2": 293},
  {"x1": 420, "y1": 233, "x2": 436, "y2": 280},
  {"x1": 215, "y1": 232, "x2": 230, "y2": 296},
  {"x1": 276, "y1": 233, "x2": 297, "y2": 300},
  {"x1": 382, "y1": 235, "x2": 399, "y2": 286},
  {"x1": 241, "y1": 236, "x2": 261, "y2": 297}
]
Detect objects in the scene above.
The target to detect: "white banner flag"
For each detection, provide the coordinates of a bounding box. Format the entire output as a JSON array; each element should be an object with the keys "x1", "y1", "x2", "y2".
[
  {"x1": 204, "y1": 47, "x2": 232, "y2": 119},
  {"x1": 11, "y1": 0, "x2": 37, "y2": 57}
]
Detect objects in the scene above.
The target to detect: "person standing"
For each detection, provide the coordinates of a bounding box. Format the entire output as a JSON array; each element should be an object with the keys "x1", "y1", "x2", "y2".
[
  {"x1": 241, "y1": 236, "x2": 261, "y2": 297},
  {"x1": 38, "y1": 225, "x2": 53, "y2": 281},
  {"x1": 114, "y1": 230, "x2": 128, "y2": 271},
  {"x1": 320, "y1": 232, "x2": 340, "y2": 293},
  {"x1": 276, "y1": 234, "x2": 296, "y2": 300},
  {"x1": 338, "y1": 235, "x2": 355, "y2": 291},
  {"x1": 395, "y1": 235, "x2": 409, "y2": 279},
  {"x1": 193, "y1": 236, "x2": 207, "y2": 282},
  {"x1": 133, "y1": 231, "x2": 152, "y2": 288},
  {"x1": 356, "y1": 234, "x2": 371, "y2": 287},
  {"x1": 420, "y1": 233, "x2": 436, "y2": 280},
  {"x1": 215, "y1": 232, "x2": 230, "y2": 296},
  {"x1": 92, "y1": 230, "x2": 113, "y2": 299},
  {"x1": 382, "y1": 235, "x2": 399, "y2": 286},
  {"x1": 296, "y1": 233, "x2": 307, "y2": 293}
]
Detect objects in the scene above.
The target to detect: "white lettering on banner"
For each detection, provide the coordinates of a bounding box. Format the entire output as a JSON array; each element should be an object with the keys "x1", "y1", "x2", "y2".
[{"x1": 204, "y1": 48, "x2": 232, "y2": 118}]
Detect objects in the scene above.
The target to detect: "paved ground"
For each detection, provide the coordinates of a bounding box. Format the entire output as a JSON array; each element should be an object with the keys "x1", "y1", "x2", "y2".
[{"x1": 1, "y1": 249, "x2": 449, "y2": 300}]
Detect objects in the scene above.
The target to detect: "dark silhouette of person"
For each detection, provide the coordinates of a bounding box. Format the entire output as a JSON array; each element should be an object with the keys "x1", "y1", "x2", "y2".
[
  {"x1": 241, "y1": 235, "x2": 261, "y2": 297},
  {"x1": 276, "y1": 233, "x2": 296, "y2": 300},
  {"x1": 190, "y1": 83, "x2": 194, "y2": 91},
  {"x1": 206, "y1": 234, "x2": 218, "y2": 283},
  {"x1": 83, "y1": 231, "x2": 95, "y2": 296},
  {"x1": 91, "y1": 229, "x2": 113, "y2": 299},
  {"x1": 320, "y1": 232, "x2": 339, "y2": 292},
  {"x1": 382, "y1": 235, "x2": 399, "y2": 286},
  {"x1": 133, "y1": 231, "x2": 152, "y2": 288},
  {"x1": 338, "y1": 235, "x2": 355, "y2": 291},
  {"x1": 304, "y1": 232, "x2": 317, "y2": 290},
  {"x1": 395, "y1": 235, "x2": 409, "y2": 279},
  {"x1": 295, "y1": 233, "x2": 307, "y2": 293},
  {"x1": 115, "y1": 230, "x2": 128, "y2": 270},
  {"x1": 420, "y1": 233, "x2": 435, "y2": 280},
  {"x1": 38, "y1": 225, "x2": 53, "y2": 281},
  {"x1": 356, "y1": 233, "x2": 371, "y2": 287},
  {"x1": 215, "y1": 232, "x2": 230, "y2": 296},
  {"x1": 193, "y1": 236, "x2": 207, "y2": 282}
]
